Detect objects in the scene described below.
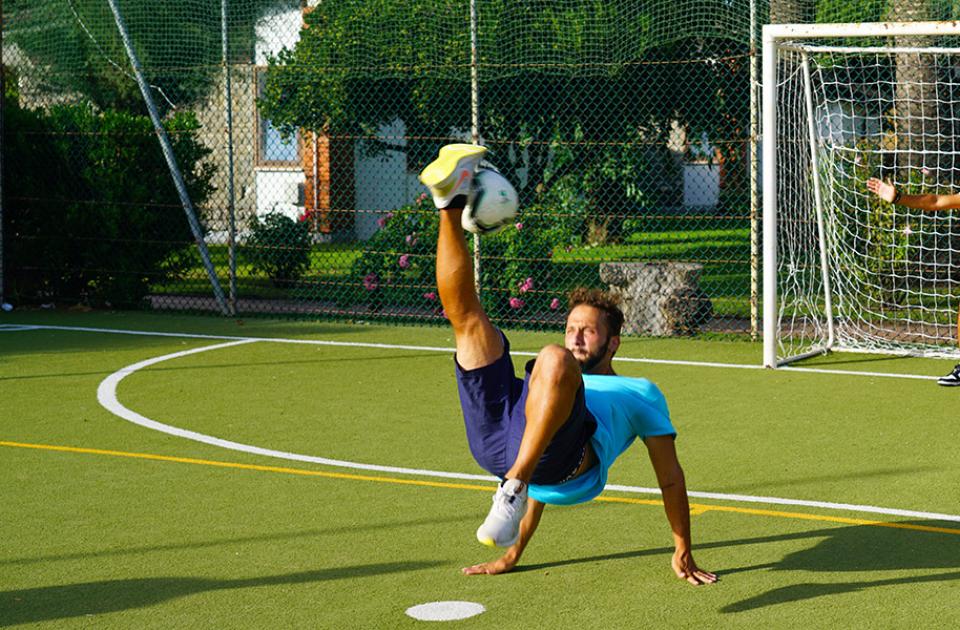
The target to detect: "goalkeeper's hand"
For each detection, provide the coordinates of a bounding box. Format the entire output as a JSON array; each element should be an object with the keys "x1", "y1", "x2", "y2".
[{"x1": 866, "y1": 177, "x2": 897, "y2": 204}]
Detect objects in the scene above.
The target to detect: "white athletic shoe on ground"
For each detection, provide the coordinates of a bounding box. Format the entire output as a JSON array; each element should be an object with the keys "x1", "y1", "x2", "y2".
[
  {"x1": 937, "y1": 364, "x2": 960, "y2": 386},
  {"x1": 476, "y1": 478, "x2": 528, "y2": 548},
  {"x1": 418, "y1": 143, "x2": 488, "y2": 209}
]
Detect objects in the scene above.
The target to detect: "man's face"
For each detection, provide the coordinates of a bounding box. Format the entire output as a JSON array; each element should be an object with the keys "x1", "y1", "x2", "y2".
[{"x1": 564, "y1": 304, "x2": 618, "y2": 373}]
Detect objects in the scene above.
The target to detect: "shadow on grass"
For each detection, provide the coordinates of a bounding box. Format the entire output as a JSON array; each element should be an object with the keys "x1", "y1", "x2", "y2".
[
  {"x1": 520, "y1": 520, "x2": 960, "y2": 612},
  {"x1": 0, "y1": 561, "x2": 442, "y2": 626},
  {"x1": 722, "y1": 570, "x2": 960, "y2": 613},
  {"x1": 719, "y1": 521, "x2": 960, "y2": 613},
  {"x1": 2, "y1": 514, "x2": 473, "y2": 568}
]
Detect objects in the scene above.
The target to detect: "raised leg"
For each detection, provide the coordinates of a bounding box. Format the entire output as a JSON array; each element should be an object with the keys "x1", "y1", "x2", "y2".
[
  {"x1": 436, "y1": 205, "x2": 503, "y2": 370},
  {"x1": 420, "y1": 144, "x2": 501, "y2": 370}
]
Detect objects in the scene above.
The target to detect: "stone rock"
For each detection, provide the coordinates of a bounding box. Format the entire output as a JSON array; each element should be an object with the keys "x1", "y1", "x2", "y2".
[{"x1": 599, "y1": 262, "x2": 713, "y2": 336}]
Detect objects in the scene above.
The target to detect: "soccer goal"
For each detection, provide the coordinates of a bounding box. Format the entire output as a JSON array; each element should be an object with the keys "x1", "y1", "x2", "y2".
[{"x1": 763, "y1": 22, "x2": 960, "y2": 367}]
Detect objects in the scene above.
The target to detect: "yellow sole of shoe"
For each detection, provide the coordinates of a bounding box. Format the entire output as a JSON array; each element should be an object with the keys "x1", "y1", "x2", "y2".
[{"x1": 419, "y1": 144, "x2": 487, "y2": 188}]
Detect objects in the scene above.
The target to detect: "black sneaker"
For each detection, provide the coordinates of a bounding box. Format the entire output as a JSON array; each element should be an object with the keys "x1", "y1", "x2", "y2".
[{"x1": 937, "y1": 364, "x2": 960, "y2": 387}]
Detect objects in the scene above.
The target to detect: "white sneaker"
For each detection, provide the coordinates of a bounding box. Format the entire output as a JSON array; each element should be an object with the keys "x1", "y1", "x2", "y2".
[
  {"x1": 476, "y1": 478, "x2": 528, "y2": 548},
  {"x1": 418, "y1": 144, "x2": 488, "y2": 209}
]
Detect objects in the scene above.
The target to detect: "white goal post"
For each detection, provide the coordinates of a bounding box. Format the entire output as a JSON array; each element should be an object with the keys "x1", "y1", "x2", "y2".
[{"x1": 763, "y1": 21, "x2": 960, "y2": 367}]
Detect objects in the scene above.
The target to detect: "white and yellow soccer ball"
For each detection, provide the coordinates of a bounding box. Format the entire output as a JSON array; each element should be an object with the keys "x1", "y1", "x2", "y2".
[{"x1": 461, "y1": 167, "x2": 519, "y2": 235}]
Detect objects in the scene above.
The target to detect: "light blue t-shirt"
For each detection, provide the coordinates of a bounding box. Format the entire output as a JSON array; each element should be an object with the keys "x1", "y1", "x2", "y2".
[{"x1": 528, "y1": 375, "x2": 676, "y2": 506}]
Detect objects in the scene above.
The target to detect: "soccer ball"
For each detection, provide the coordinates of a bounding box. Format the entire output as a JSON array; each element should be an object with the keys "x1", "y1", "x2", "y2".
[{"x1": 461, "y1": 168, "x2": 518, "y2": 235}]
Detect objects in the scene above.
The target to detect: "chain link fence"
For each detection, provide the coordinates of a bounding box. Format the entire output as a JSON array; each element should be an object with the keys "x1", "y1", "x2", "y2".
[{"x1": 3, "y1": 0, "x2": 953, "y2": 338}]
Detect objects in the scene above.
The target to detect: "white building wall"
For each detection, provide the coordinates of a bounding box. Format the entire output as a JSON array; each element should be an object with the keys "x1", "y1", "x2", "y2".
[
  {"x1": 254, "y1": 4, "x2": 305, "y2": 221},
  {"x1": 353, "y1": 119, "x2": 426, "y2": 240}
]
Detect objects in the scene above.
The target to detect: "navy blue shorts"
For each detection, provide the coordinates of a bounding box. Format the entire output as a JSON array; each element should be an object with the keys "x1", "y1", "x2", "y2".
[{"x1": 454, "y1": 331, "x2": 597, "y2": 485}]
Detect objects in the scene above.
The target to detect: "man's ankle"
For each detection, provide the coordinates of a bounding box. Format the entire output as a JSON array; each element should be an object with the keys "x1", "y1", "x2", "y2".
[{"x1": 439, "y1": 194, "x2": 467, "y2": 211}]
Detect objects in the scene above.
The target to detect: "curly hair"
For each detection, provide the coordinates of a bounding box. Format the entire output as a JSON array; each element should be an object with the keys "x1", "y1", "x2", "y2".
[{"x1": 567, "y1": 287, "x2": 624, "y2": 337}]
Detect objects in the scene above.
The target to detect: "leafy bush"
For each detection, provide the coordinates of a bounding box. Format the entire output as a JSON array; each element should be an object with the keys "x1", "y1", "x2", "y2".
[
  {"x1": 350, "y1": 194, "x2": 440, "y2": 312},
  {"x1": 479, "y1": 209, "x2": 565, "y2": 319},
  {"x1": 245, "y1": 212, "x2": 312, "y2": 285},
  {"x1": 2, "y1": 90, "x2": 214, "y2": 307},
  {"x1": 349, "y1": 195, "x2": 566, "y2": 321}
]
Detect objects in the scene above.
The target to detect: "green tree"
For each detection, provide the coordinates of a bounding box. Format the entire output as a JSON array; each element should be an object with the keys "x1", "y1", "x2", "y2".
[
  {"x1": 260, "y1": 0, "x2": 751, "y2": 241},
  {"x1": 5, "y1": 0, "x2": 291, "y2": 114}
]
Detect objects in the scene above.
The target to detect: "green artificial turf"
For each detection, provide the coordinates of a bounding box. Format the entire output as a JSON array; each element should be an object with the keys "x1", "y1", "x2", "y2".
[{"x1": 2, "y1": 310, "x2": 958, "y2": 628}]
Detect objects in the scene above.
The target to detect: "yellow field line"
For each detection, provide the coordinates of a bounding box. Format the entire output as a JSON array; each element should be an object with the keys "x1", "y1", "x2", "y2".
[{"x1": 3, "y1": 440, "x2": 959, "y2": 536}]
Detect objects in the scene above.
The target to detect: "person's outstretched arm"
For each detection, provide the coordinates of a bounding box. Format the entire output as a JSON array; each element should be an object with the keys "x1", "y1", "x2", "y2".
[
  {"x1": 462, "y1": 498, "x2": 545, "y2": 575},
  {"x1": 866, "y1": 178, "x2": 960, "y2": 211},
  {"x1": 644, "y1": 435, "x2": 718, "y2": 586}
]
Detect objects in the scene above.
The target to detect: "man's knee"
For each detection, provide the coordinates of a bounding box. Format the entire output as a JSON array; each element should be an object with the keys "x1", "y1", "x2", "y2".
[{"x1": 531, "y1": 345, "x2": 580, "y2": 386}]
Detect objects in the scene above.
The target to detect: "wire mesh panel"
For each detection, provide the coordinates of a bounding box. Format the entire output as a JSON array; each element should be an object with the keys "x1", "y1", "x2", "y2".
[{"x1": 13, "y1": 2, "x2": 951, "y2": 339}]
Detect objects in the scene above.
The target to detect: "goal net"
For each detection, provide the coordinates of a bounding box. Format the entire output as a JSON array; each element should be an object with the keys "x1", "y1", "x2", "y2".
[{"x1": 764, "y1": 22, "x2": 960, "y2": 367}]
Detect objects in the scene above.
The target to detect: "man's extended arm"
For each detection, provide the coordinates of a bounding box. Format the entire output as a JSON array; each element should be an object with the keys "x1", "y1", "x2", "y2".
[
  {"x1": 867, "y1": 177, "x2": 960, "y2": 211},
  {"x1": 462, "y1": 497, "x2": 545, "y2": 575},
  {"x1": 644, "y1": 435, "x2": 717, "y2": 585}
]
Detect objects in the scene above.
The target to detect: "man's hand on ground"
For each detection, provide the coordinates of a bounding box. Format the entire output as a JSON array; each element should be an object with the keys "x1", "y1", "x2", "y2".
[
  {"x1": 462, "y1": 555, "x2": 517, "y2": 576},
  {"x1": 672, "y1": 550, "x2": 718, "y2": 586}
]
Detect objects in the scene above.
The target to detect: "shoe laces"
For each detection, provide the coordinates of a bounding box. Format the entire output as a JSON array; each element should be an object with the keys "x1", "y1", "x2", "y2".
[{"x1": 493, "y1": 480, "x2": 525, "y2": 517}]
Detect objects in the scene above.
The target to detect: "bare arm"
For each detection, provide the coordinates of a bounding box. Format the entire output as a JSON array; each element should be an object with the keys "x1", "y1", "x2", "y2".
[
  {"x1": 866, "y1": 177, "x2": 960, "y2": 211},
  {"x1": 645, "y1": 435, "x2": 717, "y2": 585},
  {"x1": 462, "y1": 498, "x2": 545, "y2": 575}
]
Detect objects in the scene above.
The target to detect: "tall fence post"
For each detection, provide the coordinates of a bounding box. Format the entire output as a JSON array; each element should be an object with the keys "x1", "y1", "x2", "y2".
[
  {"x1": 749, "y1": 0, "x2": 760, "y2": 340},
  {"x1": 105, "y1": 0, "x2": 230, "y2": 316},
  {"x1": 0, "y1": 0, "x2": 5, "y2": 309},
  {"x1": 470, "y1": 0, "x2": 481, "y2": 295},
  {"x1": 222, "y1": 0, "x2": 238, "y2": 316}
]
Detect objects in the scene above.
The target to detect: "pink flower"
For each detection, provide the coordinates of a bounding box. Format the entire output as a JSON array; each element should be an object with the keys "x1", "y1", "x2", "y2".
[
  {"x1": 398, "y1": 254, "x2": 411, "y2": 269},
  {"x1": 549, "y1": 297, "x2": 561, "y2": 310},
  {"x1": 419, "y1": 192, "x2": 429, "y2": 201},
  {"x1": 405, "y1": 233, "x2": 418, "y2": 247},
  {"x1": 515, "y1": 222, "x2": 524, "y2": 231},
  {"x1": 518, "y1": 277, "x2": 534, "y2": 293},
  {"x1": 362, "y1": 273, "x2": 379, "y2": 291},
  {"x1": 509, "y1": 297, "x2": 525, "y2": 309},
  {"x1": 922, "y1": 167, "x2": 932, "y2": 176},
  {"x1": 423, "y1": 291, "x2": 437, "y2": 301},
  {"x1": 376, "y1": 212, "x2": 395, "y2": 228}
]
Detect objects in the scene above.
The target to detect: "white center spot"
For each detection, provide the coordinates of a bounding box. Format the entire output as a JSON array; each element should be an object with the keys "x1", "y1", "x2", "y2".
[{"x1": 405, "y1": 601, "x2": 486, "y2": 622}]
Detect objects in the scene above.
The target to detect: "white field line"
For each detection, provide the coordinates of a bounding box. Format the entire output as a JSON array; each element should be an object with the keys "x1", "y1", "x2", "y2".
[
  {"x1": 96, "y1": 339, "x2": 498, "y2": 483},
  {"x1": 0, "y1": 324, "x2": 41, "y2": 332},
  {"x1": 84, "y1": 329, "x2": 960, "y2": 524},
  {"x1": 7, "y1": 323, "x2": 942, "y2": 380}
]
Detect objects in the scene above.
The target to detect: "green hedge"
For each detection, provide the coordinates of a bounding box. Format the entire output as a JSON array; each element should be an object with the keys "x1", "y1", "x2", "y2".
[{"x1": 2, "y1": 90, "x2": 214, "y2": 307}]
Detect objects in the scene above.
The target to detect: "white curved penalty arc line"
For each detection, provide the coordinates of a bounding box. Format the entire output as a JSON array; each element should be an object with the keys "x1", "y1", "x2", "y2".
[
  {"x1": 96, "y1": 340, "x2": 960, "y2": 524},
  {"x1": 96, "y1": 339, "x2": 498, "y2": 483}
]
